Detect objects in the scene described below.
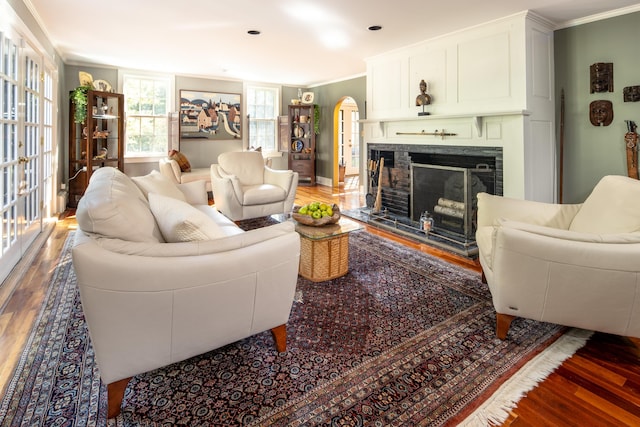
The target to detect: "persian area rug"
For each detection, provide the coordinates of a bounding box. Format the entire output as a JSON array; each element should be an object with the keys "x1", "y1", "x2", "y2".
[{"x1": 0, "y1": 228, "x2": 589, "y2": 426}]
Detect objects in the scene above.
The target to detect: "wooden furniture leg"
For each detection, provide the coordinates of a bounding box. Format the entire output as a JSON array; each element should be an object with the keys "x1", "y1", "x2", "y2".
[
  {"x1": 271, "y1": 324, "x2": 287, "y2": 352},
  {"x1": 481, "y1": 269, "x2": 487, "y2": 284},
  {"x1": 107, "y1": 377, "x2": 132, "y2": 418},
  {"x1": 496, "y1": 313, "x2": 516, "y2": 340}
]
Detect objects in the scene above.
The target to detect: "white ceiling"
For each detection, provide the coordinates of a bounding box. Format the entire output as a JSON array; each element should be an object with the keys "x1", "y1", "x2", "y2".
[{"x1": 25, "y1": 0, "x2": 640, "y2": 86}]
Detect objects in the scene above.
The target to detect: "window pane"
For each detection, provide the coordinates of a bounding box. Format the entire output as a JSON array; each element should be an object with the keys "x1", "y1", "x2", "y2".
[{"x1": 123, "y1": 74, "x2": 171, "y2": 156}]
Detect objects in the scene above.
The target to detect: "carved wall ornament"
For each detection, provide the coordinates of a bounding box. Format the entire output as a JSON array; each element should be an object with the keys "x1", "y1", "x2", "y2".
[
  {"x1": 590, "y1": 62, "x2": 613, "y2": 93},
  {"x1": 623, "y1": 86, "x2": 640, "y2": 102},
  {"x1": 589, "y1": 100, "x2": 614, "y2": 126}
]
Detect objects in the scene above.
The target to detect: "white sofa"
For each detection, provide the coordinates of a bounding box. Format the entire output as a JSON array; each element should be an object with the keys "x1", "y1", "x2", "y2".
[
  {"x1": 211, "y1": 151, "x2": 298, "y2": 221},
  {"x1": 71, "y1": 167, "x2": 300, "y2": 418},
  {"x1": 476, "y1": 175, "x2": 640, "y2": 340},
  {"x1": 159, "y1": 157, "x2": 212, "y2": 192}
]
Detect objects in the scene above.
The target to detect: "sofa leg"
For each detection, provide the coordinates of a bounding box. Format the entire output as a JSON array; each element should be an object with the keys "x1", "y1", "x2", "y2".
[
  {"x1": 496, "y1": 313, "x2": 516, "y2": 340},
  {"x1": 481, "y1": 269, "x2": 487, "y2": 284},
  {"x1": 271, "y1": 324, "x2": 287, "y2": 352},
  {"x1": 107, "y1": 377, "x2": 132, "y2": 418}
]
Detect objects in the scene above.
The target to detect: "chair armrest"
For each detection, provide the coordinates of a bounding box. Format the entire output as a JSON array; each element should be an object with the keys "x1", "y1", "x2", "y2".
[
  {"x1": 159, "y1": 158, "x2": 181, "y2": 185},
  {"x1": 498, "y1": 219, "x2": 640, "y2": 244},
  {"x1": 476, "y1": 192, "x2": 582, "y2": 229},
  {"x1": 264, "y1": 166, "x2": 294, "y2": 191}
]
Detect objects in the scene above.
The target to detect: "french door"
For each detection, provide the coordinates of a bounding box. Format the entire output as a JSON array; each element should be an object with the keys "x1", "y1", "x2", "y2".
[
  {"x1": 0, "y1": 25, "x2": 56, "y2": 285},
  {"x1": 338, "y1": 99, "x2": 359, "y2": 176}
]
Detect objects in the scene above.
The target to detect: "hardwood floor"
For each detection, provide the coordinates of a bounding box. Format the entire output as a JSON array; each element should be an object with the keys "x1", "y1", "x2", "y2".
[{"x1": 1, "y1": 176, "x2": 638, "y2": 425}]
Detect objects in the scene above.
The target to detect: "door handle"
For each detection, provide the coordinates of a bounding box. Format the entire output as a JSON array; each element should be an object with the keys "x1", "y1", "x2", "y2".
[{"x1": 18, "y1": 156, "x2": 29, "y2": 164}]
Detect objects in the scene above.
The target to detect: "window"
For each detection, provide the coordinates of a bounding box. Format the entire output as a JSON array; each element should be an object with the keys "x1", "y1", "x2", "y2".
[
  {"x1": 246, "y1": 85, "x2": 279, "y2": 152},
  {"x1": 121, "y1": 73, "x2": 174, "y2": 157}
]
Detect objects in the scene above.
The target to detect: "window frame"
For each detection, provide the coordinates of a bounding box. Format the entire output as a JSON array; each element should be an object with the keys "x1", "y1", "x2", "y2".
[
  {"x1": 245, "y1": 83, "x2": 280, "y2": 155},
  {"x1": 118, "y1": 71, "x2": 175, "y2": 162}
]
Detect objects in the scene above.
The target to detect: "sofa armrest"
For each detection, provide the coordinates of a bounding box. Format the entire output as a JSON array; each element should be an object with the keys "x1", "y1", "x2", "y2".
[
  {"x1": 476, "y1": 192, "x2": 582, "y2": 229},
  {"x1": 72, "y1": 226, "x2": 301, "y2": 383},
  {"x1": 177, "y1": 180, "x2": 208, "y2": 205}
]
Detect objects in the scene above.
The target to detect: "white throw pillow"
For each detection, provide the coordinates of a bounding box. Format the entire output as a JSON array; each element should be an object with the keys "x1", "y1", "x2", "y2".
[
  {"x1": 132, "y1": 170, "x2": 187, "y2": 202},
  {"x1": 148, "y1": 193, "x2": 227, "y2": 242}
]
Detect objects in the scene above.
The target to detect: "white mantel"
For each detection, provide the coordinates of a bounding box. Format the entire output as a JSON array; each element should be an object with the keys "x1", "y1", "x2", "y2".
[{"x1": 362, "y1": 11, "x2": 556, "y2": 202}]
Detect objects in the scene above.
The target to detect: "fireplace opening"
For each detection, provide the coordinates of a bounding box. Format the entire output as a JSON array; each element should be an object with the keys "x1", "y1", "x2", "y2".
[{"x1": 411, "y1": 164, "x2": 495, "y2": 241}]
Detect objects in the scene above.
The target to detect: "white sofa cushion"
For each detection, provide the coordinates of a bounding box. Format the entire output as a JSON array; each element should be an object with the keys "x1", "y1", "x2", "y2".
[
  {"x1": 243, "y1": 184, "x2": 287, "y2": 205},
  {"x1": 131, "y1": 170, "x2": 187, "y2": 202},
  {"x1": 570, "y1": 175, "x2": 640, "y2": 234},
  {"x1": 148, "y1": 193, "x2": 230, "y2": 242},
  {"x1": 76, "y1": 167, "x2": 164, "y2": 243}
]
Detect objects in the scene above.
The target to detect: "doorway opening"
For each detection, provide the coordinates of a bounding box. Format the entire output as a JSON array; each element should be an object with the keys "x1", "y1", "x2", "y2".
[{"x1": 332, "y1": 97, "x2": 359, "y2": 188}]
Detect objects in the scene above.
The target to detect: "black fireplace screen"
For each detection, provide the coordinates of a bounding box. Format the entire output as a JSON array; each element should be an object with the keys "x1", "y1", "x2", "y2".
[{"x1": 411, "y1": 164, "x2": 495, "y2": 240}]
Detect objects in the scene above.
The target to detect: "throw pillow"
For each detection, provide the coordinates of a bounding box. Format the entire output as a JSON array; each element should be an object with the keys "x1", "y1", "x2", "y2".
[
  {"x1": 148, "y1": 193, "x2": 226, "y2": 242},
  {"x1": 168, "y1": 149, "x2": 191, "y2": 172},
  {"x1": 131, "y1": 170, "x2": 187, "y2": 202}
]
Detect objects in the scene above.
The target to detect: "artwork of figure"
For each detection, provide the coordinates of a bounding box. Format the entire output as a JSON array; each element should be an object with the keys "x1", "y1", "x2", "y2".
[
  {"x1": 416, "y1": 80, "x2": 432, "y2": 106},
  {"x1": 590, "y1": 62, "x2": 613, "y2": 93},
  {"x1": 623, "y1": 86, "x2": 640, "y2": 102},
  {"x1": 589, "y1": 100, "x2": 614, "y2": 126}
]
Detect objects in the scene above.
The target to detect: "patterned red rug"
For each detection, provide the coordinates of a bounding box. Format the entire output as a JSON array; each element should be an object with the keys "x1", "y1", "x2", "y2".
[{"x1": 0, "y1": 227, "x2": 566, "y2": 426}]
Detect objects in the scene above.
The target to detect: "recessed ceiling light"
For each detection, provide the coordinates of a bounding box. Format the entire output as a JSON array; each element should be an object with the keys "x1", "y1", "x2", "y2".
[
  {"x1": 247, "y1": 30, "x2": 261, "y2": 35},
  {"x1": 368, "y1": 25, "x2": 382, "y2": 31}
]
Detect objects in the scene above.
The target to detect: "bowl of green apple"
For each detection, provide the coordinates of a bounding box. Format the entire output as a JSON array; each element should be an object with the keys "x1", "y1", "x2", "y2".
[{"x1": 292, "y1": 202, "x2": 341, "y2": 226}]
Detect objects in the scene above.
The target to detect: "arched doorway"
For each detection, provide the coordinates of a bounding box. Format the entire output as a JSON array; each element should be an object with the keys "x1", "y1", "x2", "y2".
[{"x1": 332, "y1": 97, "x2": 360, "y2": 188}]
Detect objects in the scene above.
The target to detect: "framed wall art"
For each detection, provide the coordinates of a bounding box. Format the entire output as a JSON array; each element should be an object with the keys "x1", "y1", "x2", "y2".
[{"x1": 179, "y1": 90, "x2": 241, "y2": 139}]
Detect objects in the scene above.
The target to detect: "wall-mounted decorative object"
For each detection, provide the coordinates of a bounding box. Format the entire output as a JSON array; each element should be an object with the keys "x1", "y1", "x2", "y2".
[
  {"x1": 589, "y1": 100, "x2": 614, "y2": 126},
  {"x1": 624, "y1": 120, "x2": 638, "y2": 179},
  {"x1": 590, "y1": 62, "x2": 613, "y2": 93},
  {"x1": 179, "y1": 90, "x2": 241, "y2": 139},
  {"x1": 301, "y1": 92, "x2": 314, "y2": 104},
  {"x1": 415, "y1": 79, "x2": 432, "y2": 116},
  {"x1": 623, "y1": 86, "x2": 640, "y2": 102}
]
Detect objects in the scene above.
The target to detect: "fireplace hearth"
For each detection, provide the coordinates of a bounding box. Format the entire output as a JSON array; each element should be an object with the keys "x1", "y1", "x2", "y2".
[{"x1": 360, "y1": 143, "x2": 502, "y2": 257}]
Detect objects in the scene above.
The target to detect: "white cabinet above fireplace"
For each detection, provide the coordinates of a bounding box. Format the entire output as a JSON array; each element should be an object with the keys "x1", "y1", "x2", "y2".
[
  {"x1": 365, "y1": 11, "x2": 554, "y2": 121},
  {"x1": 364, "y1": 10, "x2": 557, "y2": 203}
]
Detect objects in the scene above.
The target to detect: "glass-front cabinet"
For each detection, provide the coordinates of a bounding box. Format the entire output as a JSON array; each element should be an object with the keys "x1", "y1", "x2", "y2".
[
  {"x1": 287, "y1": 104, "x2": 316, "y2": 185},
  {"x1": 68, "y1": 90, "x2": 124, "y2": 207}
]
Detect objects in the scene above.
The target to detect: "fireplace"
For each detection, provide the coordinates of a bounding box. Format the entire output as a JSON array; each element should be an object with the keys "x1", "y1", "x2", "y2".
[
  {"x1": 411, "y1": 164, "x2": 495, "y2": 241},
  {"x1": 364, "y1": 143, "x2": 502, "y2": 256}
]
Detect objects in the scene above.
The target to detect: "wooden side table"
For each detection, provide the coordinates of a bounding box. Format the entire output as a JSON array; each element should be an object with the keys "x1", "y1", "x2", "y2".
[{"x1": 294, "y1": 217, "x2": 363, "y2": 282}]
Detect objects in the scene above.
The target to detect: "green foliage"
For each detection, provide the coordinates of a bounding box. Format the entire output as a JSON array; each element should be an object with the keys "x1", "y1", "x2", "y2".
[
  {"x1": 314, "y1": 104, "x2": 320, "y2": 135},
  {"x1": 70, "y1": 86, "x2": 91, "y2": 124}
]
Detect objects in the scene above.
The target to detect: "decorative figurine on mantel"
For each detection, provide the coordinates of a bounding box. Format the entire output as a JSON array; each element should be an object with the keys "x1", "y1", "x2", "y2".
[
  {"x1": 415, "y1": 79, "x2": 432, "y2": 116},
  {"x1": 589, "y1": 100, "x2": 614, "y2": 126}
]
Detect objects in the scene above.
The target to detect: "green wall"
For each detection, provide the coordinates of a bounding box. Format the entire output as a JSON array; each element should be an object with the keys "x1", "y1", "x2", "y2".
[{"x1": 555, "y1": 11, "x2": 640, "y2": 203}]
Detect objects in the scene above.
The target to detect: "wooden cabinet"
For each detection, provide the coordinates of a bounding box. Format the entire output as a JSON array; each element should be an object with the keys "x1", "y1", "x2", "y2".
[
  {"x1": 68, "y1": 90, "x2": 124, "y2": 207},
  {"x1": 287, "y1": 104, "x2": 316, "y2": 185}
]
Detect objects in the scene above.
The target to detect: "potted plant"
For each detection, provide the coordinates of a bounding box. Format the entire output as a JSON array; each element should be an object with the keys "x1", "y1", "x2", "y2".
[{"x1": 70, "y1": 85, "x2": 91, "y2": 124}]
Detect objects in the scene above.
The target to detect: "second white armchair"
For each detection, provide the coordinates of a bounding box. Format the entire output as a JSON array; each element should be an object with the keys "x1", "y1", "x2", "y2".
[{"x1": 211, "y1": 151, "x2": 298, "y2": 221}]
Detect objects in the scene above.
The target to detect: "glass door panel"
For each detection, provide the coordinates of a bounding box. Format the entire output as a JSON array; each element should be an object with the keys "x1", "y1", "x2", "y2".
[{"x1": 0, "y1": 29, "x2": 22, "y2": 283}]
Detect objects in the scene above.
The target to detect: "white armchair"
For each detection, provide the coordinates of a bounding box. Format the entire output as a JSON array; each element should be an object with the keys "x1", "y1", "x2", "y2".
[
  {"x1": 476, "y1": 175, "x2": 640, "y2": 340},
  {"x1": 211, "y1": 151, "x2": 298, "y2": 221}
]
